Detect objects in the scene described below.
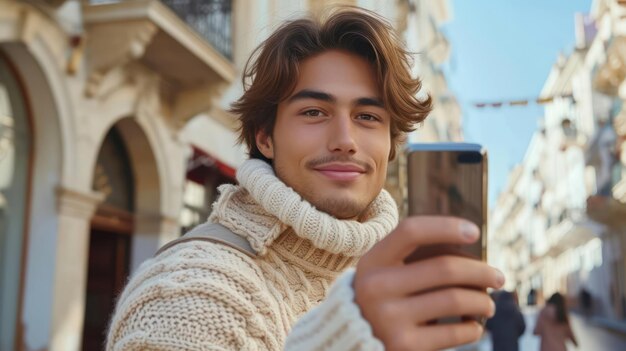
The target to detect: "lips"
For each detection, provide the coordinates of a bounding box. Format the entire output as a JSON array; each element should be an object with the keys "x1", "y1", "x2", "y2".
[{"x1": 314, "y1": 163, "x2": 366, "y2": 181}]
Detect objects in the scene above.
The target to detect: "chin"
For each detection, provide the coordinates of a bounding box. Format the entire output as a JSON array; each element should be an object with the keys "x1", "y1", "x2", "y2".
[{"x1": 313, "y1": 197, "x2": 368, "y2": 220}]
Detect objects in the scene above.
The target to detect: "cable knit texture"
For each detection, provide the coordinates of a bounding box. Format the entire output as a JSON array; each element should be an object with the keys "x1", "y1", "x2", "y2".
[{"x1": 106, "y1": 159, "x2": 398, "y2": 350}]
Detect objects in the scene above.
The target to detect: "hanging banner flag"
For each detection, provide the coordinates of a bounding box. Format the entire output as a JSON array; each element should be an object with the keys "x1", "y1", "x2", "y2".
[
  {"x1": 510, "y1": 100, "x2": 529, "y2": 106},
  {"x1": 472, "y1": 94, "x2": 574, "y2": 108},
  {"x1": 536, "y1": 97, "x2": 554, "y2": 104}
]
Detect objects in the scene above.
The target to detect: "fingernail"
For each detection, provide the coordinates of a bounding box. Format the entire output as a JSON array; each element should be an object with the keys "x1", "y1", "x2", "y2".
[
  {"x1": 495, "y1": 269, "x2": 505, "y2": 287},
  {"x1": 460, "y1": 221, "x2": 479, "y2": 240}
]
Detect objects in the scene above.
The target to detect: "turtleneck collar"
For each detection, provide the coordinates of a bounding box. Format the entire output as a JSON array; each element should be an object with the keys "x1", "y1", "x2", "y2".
[{"x1": 209, "y1": 159, "x2": 399, "y2": 262}]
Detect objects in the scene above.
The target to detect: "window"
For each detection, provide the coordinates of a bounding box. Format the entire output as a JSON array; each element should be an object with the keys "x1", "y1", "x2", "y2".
[{"x1": 0, "y1": 52, "x2": 31, "y2": 350}]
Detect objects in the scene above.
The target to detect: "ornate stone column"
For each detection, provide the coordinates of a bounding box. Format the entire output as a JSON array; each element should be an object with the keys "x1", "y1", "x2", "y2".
[{"x1": 50, "y1": 186, "x2": 103, "y2": 351}]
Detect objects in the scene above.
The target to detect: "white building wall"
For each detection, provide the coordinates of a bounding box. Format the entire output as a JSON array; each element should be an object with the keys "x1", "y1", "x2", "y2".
[{"x1": 491, "y1": 2, "x2": 626, "y2": 316}]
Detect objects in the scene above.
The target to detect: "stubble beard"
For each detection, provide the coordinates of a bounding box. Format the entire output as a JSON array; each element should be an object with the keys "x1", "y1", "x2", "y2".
[
  {"x1": 271, "y1": 153, "x2": 377, "y2": 220},
  {"x1": 290, "y1": 177, "x2": 377, "y2": 220},
  {"x1": 273, "y1": 166, "x2": 370, "y2": 219},
  {"x1": 309, "y1": 195, "x2": 368, "y2": 220}
]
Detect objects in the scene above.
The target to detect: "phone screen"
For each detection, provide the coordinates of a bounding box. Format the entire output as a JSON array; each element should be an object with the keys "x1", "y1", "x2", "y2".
[{"x1": 405, "y1": 144, "x2": 488, "y2": 263}]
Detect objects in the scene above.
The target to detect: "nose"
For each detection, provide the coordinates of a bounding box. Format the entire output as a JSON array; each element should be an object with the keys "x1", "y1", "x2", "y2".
[{"x1": 328, "y1": 113, "x2": 357, "y2": 155}]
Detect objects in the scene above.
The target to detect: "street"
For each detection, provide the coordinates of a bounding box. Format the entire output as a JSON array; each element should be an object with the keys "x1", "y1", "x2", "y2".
[{"x1": 453, "y1": 307, "x2": 626, "y2": 351}]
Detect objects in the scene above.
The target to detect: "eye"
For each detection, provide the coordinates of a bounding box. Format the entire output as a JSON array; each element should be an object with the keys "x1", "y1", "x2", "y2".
[
  {"x1": 356, "y1": 113, "x2": 380, "y2": 122},
  {"x1": 302, "y1": 109, "x2": 325, "y2": 117}
]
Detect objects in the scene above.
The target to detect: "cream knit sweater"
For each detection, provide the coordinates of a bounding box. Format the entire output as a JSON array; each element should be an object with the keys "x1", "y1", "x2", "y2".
[{"x1": 106, "y1": 159, "x2": 399, "y2": 350}]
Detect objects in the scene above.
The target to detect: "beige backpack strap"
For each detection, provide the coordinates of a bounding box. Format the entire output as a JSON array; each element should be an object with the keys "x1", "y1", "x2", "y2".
[{"x1": 155, "y1": 222, "x2": 257, "y2": 258}]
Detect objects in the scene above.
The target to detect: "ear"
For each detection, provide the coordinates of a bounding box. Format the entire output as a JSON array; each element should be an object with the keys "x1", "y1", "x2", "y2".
[{"x1": 255, "y1": 129, "x2": 275, "y2": 159}]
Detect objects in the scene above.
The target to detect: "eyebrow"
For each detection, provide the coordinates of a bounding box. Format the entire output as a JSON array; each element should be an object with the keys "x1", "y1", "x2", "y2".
[
  {"x1": 287, "y1": 89, "x2": 385, "y2": 108},
  {"x1": 356, "y1": 97, "x2": 385, "y2": 108},
  {"x1": 288, "y1": 89, "x2": 336, "y2": 103}
]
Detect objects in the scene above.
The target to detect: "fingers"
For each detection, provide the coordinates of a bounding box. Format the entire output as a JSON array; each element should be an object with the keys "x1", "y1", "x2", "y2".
[
  {"x1": 418, "y1": 321, "x2": 484, "y2": 351},
  {"x1": 363, "y1": 256, "x2": 504, "y2": 297},
  {"x1": 355, "y1": 215, "x2": 492, "y2": 351},
  {"x1": 364, "y1": 288, "x2": 493, "y2": 334},
  {"x1": 400, "y1": 288, "x2": 495, "y2": 324},
  {"x1": 383, "y1": 321, "x2": 484, "y2": 351},
  {"x1": 365, "y1": 216, "x2": 479, "y2": 267}
]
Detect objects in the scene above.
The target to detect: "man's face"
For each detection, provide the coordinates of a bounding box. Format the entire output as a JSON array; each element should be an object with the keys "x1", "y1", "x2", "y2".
[{"x1": 255, "y1": 50, "x2": 391, "y2": 219}]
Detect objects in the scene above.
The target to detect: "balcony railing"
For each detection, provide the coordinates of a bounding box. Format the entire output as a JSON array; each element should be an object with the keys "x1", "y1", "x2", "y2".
[
  {"x1": 90, "y1": 0, "x2": 233, "y2": 60},
  {"x1": 161, "y1": 0, "x2": 232, "y2": 60}
]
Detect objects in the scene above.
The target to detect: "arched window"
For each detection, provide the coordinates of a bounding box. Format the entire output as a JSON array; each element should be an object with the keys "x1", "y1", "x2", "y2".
[
  {"x1": 0, "y1": 52, "x2": 31, "y2": 349},
  {"x1": 83, "y1": 126, "x2": 135, "y2": 350}
]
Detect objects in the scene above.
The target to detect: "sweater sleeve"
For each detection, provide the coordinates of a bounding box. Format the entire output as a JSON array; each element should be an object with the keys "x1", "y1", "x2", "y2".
[
  {"x1": 284, "y1": 269, "x2": 384, "y2": 351},
  {"x1": 106, "y1": 243, "x2": 382, "y2": 351},
  {"x1": 106, "y1": 243, "x2": 282, "y2": 351}
]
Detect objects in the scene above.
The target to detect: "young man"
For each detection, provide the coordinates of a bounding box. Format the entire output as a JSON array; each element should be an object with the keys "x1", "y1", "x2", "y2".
[{"x1": 106, "y1": 8, "x2": 504, "y2": 351}]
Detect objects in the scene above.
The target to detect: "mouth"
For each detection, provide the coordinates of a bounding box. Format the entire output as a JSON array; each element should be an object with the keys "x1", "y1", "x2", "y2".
[{"x1": 313, "y1": 163, "x2": 367, "y2": 182}]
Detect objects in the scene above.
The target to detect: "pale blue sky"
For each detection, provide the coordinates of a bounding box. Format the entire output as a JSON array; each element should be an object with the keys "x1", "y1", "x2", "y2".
[{"x1": 442, "y1": 0, "x2": 592, "y2": 207}]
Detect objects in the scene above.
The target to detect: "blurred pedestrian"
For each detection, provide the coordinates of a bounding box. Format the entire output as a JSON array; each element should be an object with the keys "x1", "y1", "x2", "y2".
[
  {"x1": 486, "y1": 290, "x2": 526, "y2": 351},
  {"x1": 579, "y1": 287, "x2": 592, "y2": 319},
  {"x1": 533, "y1": 292, "x2": 579, "y2": 351}
]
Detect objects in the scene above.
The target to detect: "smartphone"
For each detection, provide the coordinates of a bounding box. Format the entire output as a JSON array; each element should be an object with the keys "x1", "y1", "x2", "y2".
[{"x1": 404, "y1": 143, "x2": 488, "y2": 323}]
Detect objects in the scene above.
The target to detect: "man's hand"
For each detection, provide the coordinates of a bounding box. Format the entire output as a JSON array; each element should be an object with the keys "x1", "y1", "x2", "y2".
[{"x1": 354, "y1": 216, "x2": 505, "y2": 351}]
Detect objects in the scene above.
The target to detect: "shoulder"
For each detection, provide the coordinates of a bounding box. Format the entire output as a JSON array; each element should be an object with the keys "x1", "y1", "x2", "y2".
[
  {"x1": 157, "y1": 238, "x2": 259, "y2": 269},
  {"x1": 114, "y1": 240, "x2": 268, "y2": 324},
  {"x1": 144, "y1": 240, "x2": 262, "y2": 285},
  {"x1": 107, "y1": 241, "x2": 273, "y2": 350}
]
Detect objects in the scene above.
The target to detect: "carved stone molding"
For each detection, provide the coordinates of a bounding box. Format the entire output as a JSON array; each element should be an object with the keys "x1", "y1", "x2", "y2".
[
  {"x1": 1, "y1": 1, "x2": 68, "y2": 70},
  {"x1": 83, "y1": 0, "x2": 236, "y2": 125},
  {"x1": 127, "y1": 62, "x2": 161, "y2": 120},
  {"x1": 56, "y1": 186, "x2": 105, "y2": 219},
  {"x1": 170, "y1": 81, "x2": 229, "y2": 128},
  {"x1": 84, "y1": 20, "x2": 158, "y2": 98}
]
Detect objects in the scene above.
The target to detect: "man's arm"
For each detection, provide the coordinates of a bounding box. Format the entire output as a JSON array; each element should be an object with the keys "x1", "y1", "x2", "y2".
[
  {"x1": 354, "y1": 216, "x2": 503, "y2": 350},
  {"x1": 287, "y1": 216, "x2": 504, "y2": 351},
  {"x1": 106, "y1": 244, "x2": 280, "y2": 351},
  {"x1": 109, "y1": 217, "x2": 502, "y2": 351},
  {"x1": 284, "y1": 269, "x2": 384, "y2": 350},
  {"x1": 108, "y1": 243, "x2": 383, "y2": 351}
]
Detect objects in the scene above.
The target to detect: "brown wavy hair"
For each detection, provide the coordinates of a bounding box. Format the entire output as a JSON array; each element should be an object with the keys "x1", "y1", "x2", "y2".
[{"x1": 230, "y1": 7, "x2": 432, "y2": 161}]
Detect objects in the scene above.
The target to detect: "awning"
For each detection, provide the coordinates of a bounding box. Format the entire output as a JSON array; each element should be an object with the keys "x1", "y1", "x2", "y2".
[{"x1": 186, "y1": 145, "x2": 236, "y2": 184}]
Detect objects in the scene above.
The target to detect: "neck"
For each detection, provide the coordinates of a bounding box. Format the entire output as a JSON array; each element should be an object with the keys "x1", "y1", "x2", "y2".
[{"x1": 209, "y1": 158, "x2": 399, "y2": 259}]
